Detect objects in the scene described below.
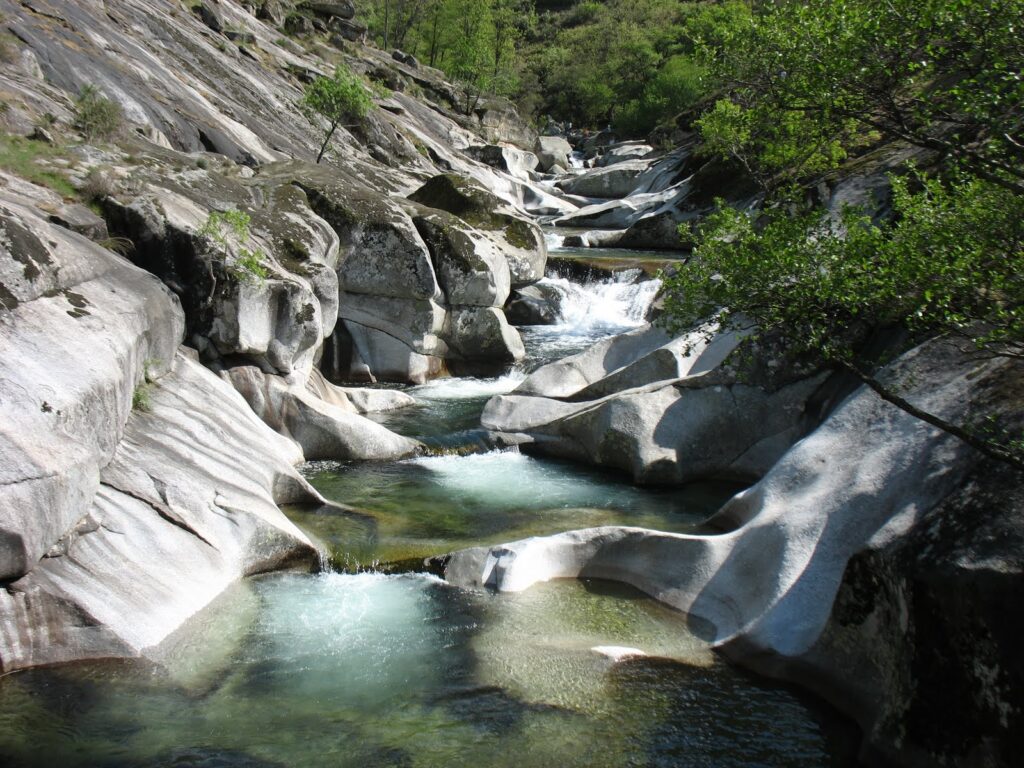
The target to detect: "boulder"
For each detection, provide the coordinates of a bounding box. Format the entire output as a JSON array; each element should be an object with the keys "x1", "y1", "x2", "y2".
[
  {"x1": 0, "y1": 350, "x2": 321, "y2": 672},
  {"x1": 103, "y1": 169, "x2": 341, "y2": 378},
  {"x1": 555, "y1": 159, "x2": 650, "y2": 199},
  {"x1": 615, "y1": 210, "x2": 695, "y2": 251},
  {"x1": 446, "y1": 307, "x2": 526, "y2": 372},
  {"x1": 301, "y1": 1, "x2": 355, "y2": 19},
  {"x1": 597, "y1": 143, "x2": 654, "y2": 167},
  {"x1": 0, "y1": 194, "x2": 184, "y2": 582},
  {"x1": 193, "y1": 2, "x2": 224, "y2": 34},
  {"x1": 0, "y1": 188, "x2": 320, "y2": 670},
  {"x1": 47, "y1": 203, "x2": 109, "y2": 241},
  {"x1": 504, "y1": 283, "x2": 562, "y2": 326},
  {"x1": 446, "y1": 337, "x2": 1024, "y2": 765},
  {"x1": 411, "y1": 208, "x2": 512, "y2": 308},
  {"x1": 512, "y1": 324, "x2": 677, "y2": 399},
  {"x1": 535, "y1": 136, "x2": 573, "y2": 172},
  {"x1": 330, "y1": 17, "x2": 368, "y2": 43},
  {"x1": 222, "y1": 366, "x2": 419, "y2": 461},
  {"x1": 305, "y1": 367, "x2": 416, "y2": 414},
  {"x1": 256, "y1": 0, "x2": 287, "y2": 25},
  {"x1": 475, "y1": 98, "x2": 538, "y2": 149},
  {"x1": 484, "y1": 324, "x2": 826, "y2": 484},
  {"x1": 408, "y1": 174, "x2": 547, "y2": 287},
  {"x1": 465, "y1": 144, "x2": 540, "y2": 182},
  {"x1": 392, "y1": 50, "x2": 419, "y2": 69}
]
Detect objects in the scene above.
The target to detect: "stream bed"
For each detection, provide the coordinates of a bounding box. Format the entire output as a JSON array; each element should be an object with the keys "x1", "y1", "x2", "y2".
[
  {"x1": 0, "y1": 261, "x2": 858, "y2": 766},
  {"x1": 0, "y1": 573, "x2": 854, "y2": 768}
]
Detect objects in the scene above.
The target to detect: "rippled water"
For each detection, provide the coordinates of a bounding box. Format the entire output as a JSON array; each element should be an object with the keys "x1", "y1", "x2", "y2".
[
  {"x1": 295, "y1": 449, "x2": 737, "y2": 568},
  {"x1": 0, "y1": 250, "x2": 858, "y2": 767},
  {"x1": 0, "y1": 574, "x2": 855, "y2": 768}
]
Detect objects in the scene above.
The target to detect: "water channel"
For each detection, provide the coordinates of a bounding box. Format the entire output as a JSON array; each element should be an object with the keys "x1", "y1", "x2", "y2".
[{"x1": 0, "y1": 245, "x2": 858, "y2": 767}]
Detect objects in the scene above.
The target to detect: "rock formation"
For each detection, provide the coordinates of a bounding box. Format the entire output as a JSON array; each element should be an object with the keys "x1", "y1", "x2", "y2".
[{"x1": 444, "y1": 336, "x2": 1024, "y2": 766}]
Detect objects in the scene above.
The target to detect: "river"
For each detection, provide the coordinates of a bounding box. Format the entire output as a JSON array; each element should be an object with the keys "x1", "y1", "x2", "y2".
[{"x1": 0, "y1": 244, "x2": 858, "y2": 767}]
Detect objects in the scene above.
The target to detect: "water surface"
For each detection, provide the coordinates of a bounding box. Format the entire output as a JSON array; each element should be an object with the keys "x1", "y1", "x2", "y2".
[
  {"x1": 295, "y1": 450, "x2": 737, "y2": 569},
  {"x1": 0, "y1": 574, "x2": 855, "y2": 768}
]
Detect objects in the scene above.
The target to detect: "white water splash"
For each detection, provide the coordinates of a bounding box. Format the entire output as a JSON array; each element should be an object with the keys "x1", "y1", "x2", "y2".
[
  {"x1": 544, "y1": 231, "x2": 565, "y2": 250},
  {"x1": 541, "y1": 270, "x2": 661, "y2": 335},
  {"x1": 409, "y1": 371, "x2": 527, "y2": 401}
]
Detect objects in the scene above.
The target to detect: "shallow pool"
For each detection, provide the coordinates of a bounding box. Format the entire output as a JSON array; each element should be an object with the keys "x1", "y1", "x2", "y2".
[
  {"x1": 295, "y1": 450, "x2": 738, "y2": 569},
  {"x1": 0, "y1": 574, "x2": 855, "y2": 768}
]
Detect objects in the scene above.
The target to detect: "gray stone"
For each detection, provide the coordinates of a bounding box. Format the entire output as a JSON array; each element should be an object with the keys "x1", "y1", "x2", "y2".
[
  {"x1": 447, "y1": 306, "x2": 525, "y2": 368},
  {"x1": 535, "y1": 136, "x2": 573, "y2": 172},
  {"x1": 449, "y1": 337, "x2": 1023, "y2": 765},
  {"x1": 504, "y1": 283, "x2": 561, "y2": 326},
  {"x1": 48, "y1": 203, "x2": 109, "y2": 241},
  {"x1": 194, "y1": 2, "x2": 224, "y2": 33},
  {"x1": 0, "y1": 192, "x2": 184, "y2": 582},
  {"x1": 555, "y1": 160, "x2": 649, "y2": 199},
  {"x1": 301, "y1": 1, "x2": 355, "y2": 19},
  {"x1": 256, "y1": 0, "x2": 286, "y2": 25},
  {"x1": 0, "y1": 350, "x2": 321, "y2": 671},
  {"x1": 412, "y1": 208, "x2": 512, "y2": 308},
  {"x1": 408, "y1": 174, "x2": 546, "y2": 288},
  {"x1": 392, "y1": 50, "x2": 419, "y2": 69},
  {"x1": 597, "y1": 143, "x2": 654, "y2": 167},
  {"x1": 223, "y1": 365, "x2": 419, "y2": 461}
]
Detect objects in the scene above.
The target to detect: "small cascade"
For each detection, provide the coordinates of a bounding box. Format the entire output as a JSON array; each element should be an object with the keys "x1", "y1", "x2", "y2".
[
  {"x1": 544, "y1": 231, "x2": 565, "y2": 251},
  {"x1": 568, "y1": 150, "x2": 586, "y2": 169},
  {"x1": 540, "y1": 270, "x2": 661, "y2": 335}
]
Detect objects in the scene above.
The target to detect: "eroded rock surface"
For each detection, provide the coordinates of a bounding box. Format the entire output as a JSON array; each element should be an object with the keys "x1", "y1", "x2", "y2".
[
  {"x1": 0, "y1": 195, "x2": 319, "y2": 672},
  {"x1": 447, "y1": 337, "x2": 1024, "y2": 766}
]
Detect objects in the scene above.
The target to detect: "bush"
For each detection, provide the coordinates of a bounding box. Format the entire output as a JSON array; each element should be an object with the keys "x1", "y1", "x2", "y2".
[
  {"x1": 73, "y1": 85, "x2": 123, "y2": 140},
  {"x1": 81, "y1": 167, "x2": 116, "y2": 202},
  {"x1": 301, "y1": 65, "x2": 373, "y2": 163},
  {"x1": 200, "y1": 209, "x2": 270, "y2": 285}
]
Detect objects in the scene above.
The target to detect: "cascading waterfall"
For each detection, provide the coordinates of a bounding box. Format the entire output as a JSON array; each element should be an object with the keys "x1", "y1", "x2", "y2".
[{"x1": 540, "y1": 271, "x2": 661, "y2": 334}]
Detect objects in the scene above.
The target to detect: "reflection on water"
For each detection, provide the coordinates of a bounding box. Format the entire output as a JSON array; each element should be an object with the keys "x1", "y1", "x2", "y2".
[
  {"x1": 295, "y1": 450, "x2": 739, "y2": 568},
  {"x1": 0, "y1": 574, "x2": 855, "y2": 768}
]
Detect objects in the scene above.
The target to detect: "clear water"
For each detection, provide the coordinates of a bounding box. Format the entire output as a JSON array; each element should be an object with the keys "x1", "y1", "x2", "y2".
[
  {"x1": 0, "y1": 574, "x2": 854, "y2": 768},
  {"x1": 294, "y1": 450, "x2": 737, "y2": 568},
  {"x1": 0, "y1": 260, "x2": 856, "y2": 767}
]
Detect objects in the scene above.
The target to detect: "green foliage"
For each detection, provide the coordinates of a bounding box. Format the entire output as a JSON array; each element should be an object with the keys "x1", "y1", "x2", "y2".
[
  {"x1": 132, "y1": 383, "x2": 152, "y2": 412},
  {"x1": 690, "y1": 0, "x2": 1024, "y2": 191},
  {"x1": 514, "y1": 0, "x2": 730, "y2": 133},
  {"x1": 200, "y1": 208, "x2": 251, "y2": 245},
  {"x1": 0, "y1": 133, "x2": 76, "y2": 198},
  {"x1": 233, "y1": 248, "x2": 269, "y2": 283},
  {"x1": 301, "y1": 65, "x2": 373, "y2": 163},
  {"x1": 657, "y1": 0, "x2": 1024, "y2": 467},
  {"x1": 663, "y1": 175, "x2": 1024, "y2": 362},
  {"x1": 73, "y1": 85, "x2": 123, "y2": 141},
  {"x1": 200, "y1": 209, "x2": 270, "y2": 285},
  {"x1": 614, "y1": 55, "x2": 706, "y2": 136}
]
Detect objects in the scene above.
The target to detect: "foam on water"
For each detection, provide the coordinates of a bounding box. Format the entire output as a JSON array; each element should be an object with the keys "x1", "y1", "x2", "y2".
[
  {"x1": 542, "y1": 271, "x2": 660, "y2": 334},
  {"x1": 409, "y1": 370, "x2": 526, "y2": 401}
]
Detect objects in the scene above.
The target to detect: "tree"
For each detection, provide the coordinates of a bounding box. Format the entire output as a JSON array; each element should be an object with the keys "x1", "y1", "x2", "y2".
[
  {"x1": 661, "y1": 0, "x2": 1024, "y2": 467},
  {"x1": 691, "y1": 0, "x2": 1024, "y2": 191},
  {"x1": 301, "y1": 65, "x2": 373, "y2": 163}
]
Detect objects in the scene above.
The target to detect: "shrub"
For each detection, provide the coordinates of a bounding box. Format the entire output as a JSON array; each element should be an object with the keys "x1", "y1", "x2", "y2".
[
  {"x1": 301, "y1": 64, "x2": 373, "y2": 163},
  {"x1": 132, "y1": 383, "x2": 152, "y2": 412},
  {"x1": 73, "y1": 85, "x2": 123, "y2": 140},
  {"x1": 200, "y1": 209, "x2": 270, "y2": 285},
  {"x1": 81, "y1": 167, "x2": 116, "y2": 202}
]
